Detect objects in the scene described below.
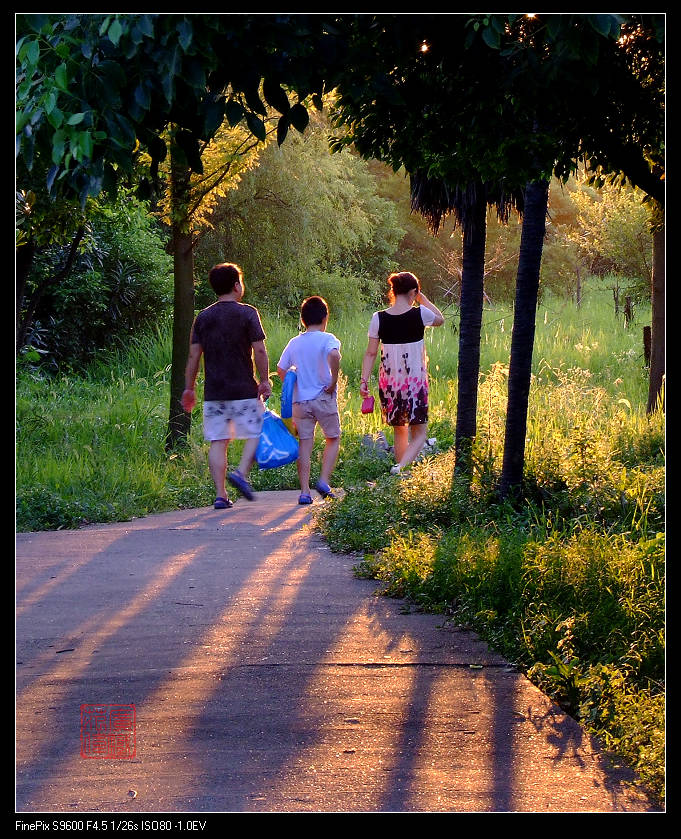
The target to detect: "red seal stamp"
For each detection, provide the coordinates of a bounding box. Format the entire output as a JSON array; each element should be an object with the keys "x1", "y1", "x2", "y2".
[{"x1": 80, "y1": 704, "x2": 136, "y2": 759}]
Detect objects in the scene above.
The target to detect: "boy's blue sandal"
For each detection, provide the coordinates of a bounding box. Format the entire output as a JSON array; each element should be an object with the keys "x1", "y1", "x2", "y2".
[
  {"x1": 314, "y1": 480, "x2": 336, "y2": 499},
  {"x1": 298, "y1": 493, "x2": 313, "y2": 505},
  {"x1": 214, "y1": 497, "x2": 233, "y2": 509},
  {"x1": 228, "y1": 470, "x2": 255, "y2": 501}
]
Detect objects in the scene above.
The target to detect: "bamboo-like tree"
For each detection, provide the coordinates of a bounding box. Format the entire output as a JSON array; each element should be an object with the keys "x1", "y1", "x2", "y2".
[
  {"x1": 493, "y1": 14, "x2": 664, "y2": 493},
  {"x1": 409, "y1": 174, "x2": 522, "y2": 478},
  {"x1": 331, "y1": 12, "x2": 663, "y2": 497}
]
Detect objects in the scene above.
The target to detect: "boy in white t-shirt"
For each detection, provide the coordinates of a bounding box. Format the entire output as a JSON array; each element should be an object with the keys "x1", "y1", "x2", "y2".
[{"x1": 277, "y1": 296, "x2": 342, "y2": 504}]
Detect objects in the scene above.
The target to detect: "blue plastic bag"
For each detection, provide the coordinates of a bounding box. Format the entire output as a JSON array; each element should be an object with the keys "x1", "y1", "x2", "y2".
[
  {"x1": 256, "y1": 409, "x2": 299, "y2": 470},
  {"x1": 280, "y1": 368, "x2": 297, "y2": 419}
]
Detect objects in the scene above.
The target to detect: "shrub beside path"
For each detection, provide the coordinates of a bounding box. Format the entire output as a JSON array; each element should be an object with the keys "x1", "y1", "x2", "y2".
[{"x1": 16, "y1": 491, "x2": 659, "y2": 813}]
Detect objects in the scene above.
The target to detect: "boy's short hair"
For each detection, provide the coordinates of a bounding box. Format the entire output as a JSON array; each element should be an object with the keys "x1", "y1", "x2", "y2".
[
  {"x1": 209, "y1": 263, "x2": 243, "y2": 296},
  {"x1": 300, "y1": 295, "x2": 329, "y2": 327}
]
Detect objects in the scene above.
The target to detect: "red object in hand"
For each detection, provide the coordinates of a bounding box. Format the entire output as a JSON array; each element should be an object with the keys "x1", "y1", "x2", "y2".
[
  {"x1": 361, "y1": 395, "x2": 375, "y2": 414},
  {"x1": 181, "y1": 389, "x2": 196, "y2": 412}
]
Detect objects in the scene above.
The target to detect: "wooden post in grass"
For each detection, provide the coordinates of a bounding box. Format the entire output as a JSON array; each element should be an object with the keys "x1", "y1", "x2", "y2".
[{"x1": 643, "y1": 325, "x2": 651, "y2": 367}]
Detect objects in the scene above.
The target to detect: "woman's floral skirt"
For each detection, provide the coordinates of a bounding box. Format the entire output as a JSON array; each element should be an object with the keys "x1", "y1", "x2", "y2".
[{"x1": 378, "y1": 341, "x2": 429, "y2": 426}]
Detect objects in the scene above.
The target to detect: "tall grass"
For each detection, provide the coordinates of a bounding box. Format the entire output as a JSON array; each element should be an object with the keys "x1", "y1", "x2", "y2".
[
  {"x1": 16, "y1": 285, "x2": 653, "y2": 528},
  {"x1": 16, "y1": 283, "x2": 664, "y2": 800}
]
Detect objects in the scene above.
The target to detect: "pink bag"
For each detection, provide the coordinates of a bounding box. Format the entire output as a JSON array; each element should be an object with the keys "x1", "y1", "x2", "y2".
[{"x1": 361, "y1": 395, "x2": 375, "y2": 414}]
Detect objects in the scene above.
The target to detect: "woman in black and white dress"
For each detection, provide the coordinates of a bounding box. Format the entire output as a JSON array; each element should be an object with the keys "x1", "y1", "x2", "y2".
[{"x1": 359, "y1": 272, "x2": 444, "y2": 474}]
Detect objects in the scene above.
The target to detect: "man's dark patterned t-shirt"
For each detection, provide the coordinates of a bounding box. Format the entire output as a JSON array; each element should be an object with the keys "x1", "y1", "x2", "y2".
[{"x1": 191, "y1": 300, "x2": 266, "y2": 401}]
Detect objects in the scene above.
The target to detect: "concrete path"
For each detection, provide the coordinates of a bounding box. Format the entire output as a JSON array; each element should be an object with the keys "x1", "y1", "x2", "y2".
[{"x1": 16, "y1": 491, "x2": 659, "y2": 814}]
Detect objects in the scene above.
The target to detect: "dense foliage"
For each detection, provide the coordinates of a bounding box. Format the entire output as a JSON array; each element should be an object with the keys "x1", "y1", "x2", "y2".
[
  {"x1": 193, "y1": 115, "x2": 404, "y2": 315},
  {"x1": 19, "y1": 192, "x2": 172, "y2": 367}
]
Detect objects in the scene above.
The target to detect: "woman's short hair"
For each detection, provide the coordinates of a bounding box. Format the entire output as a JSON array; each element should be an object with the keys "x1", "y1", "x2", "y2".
[
  {"x1": 388, "y1": 271, "x2": 420, "y2": 302},
  {"x1": 209, "y1": 263, "x2": 243, "y2": 296},
  {"x1": 300, "y1": 295, "x2": 329, "y2": 327}
]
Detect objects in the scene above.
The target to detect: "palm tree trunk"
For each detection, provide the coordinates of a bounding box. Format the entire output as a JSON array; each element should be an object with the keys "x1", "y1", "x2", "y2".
[
  {"x1": 455, "y1": 191, "x2": 487, "y2": 478},
  {"x1": 647, "y1": 217, "x2": 664, "y2": 414},
  {"x1": 498, "y1": 179, "x2": 549, "y2": 498}
]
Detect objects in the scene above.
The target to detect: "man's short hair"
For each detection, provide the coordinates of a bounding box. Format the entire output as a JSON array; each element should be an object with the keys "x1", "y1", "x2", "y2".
[
  {"x1": 209, "y1": 263, "x2": 243, "y2": 296},
  {"x1": 300, "y1": 295, "x2": 329, "y2": 327}
]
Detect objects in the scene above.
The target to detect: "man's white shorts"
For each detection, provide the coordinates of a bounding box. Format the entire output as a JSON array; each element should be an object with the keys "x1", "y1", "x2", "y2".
[{"x1": 203, "y1": 398, "x2": 264, "y2": 441}]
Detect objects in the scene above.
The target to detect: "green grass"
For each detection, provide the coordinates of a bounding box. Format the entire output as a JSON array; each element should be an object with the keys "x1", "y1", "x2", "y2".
[
  {"x1": 16, "y1": 285, "x2": 658, "y2": 532},
  {"x1": 16, "y1": 284, "x2": 664, "y2": 802}
]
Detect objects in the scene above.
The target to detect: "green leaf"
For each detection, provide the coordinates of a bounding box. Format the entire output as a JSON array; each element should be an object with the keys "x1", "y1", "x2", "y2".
[
  {"x1": 137, "y1": 15, "x2": 154, "y2": 38},
  {"x1": 81, "y1": 130, "x2": 93, "y2": 159},
  {"x1": 276, "y1": 114, "x2": 289, "y2": 146},
  {"x1": 25, "y1": 15, "x2": 49, "y2": 34},
  {"x1": 288, "y1": 103, "x2": 309, "y2": 133},
  {"x1": 47, "y1": 106, "x2": 64, "y2": 129},
  {"x1": 177, "y1": 19, "x2": 193, "y2": 52},
  {"x1": 134, "y1": 83, "x2": 150, "y2": 110},
  {"x1": 15, "y1": 111, "x2": 30, "y2": 134},
  {"x1": 202, "y1": 96, "x2": 225, "y2": 138},
  {"x1": 55, "y1": 64, "x2": 69, "y2": 91},
  {"x1": 263, "y1": 77, "x2": 290, "y2": 114},
  {"x1": 130, "y1": 21, "x2": 145, "y2": 46},
  {"x1": 46, "y1": 164, "x2": 59, "y2": 193},
  {"x1": 70, "y1": 134, "x2": 83, "y2": 162},
  {"x1": 160, "y1": 45, "x2": 182, "y2": 103},
  {"x1": 588, "y1": 15, "x2": 620, "y2": 38},
  {"x1": 184, "y1": 57, "x2": 206, "y2": 91},
  {"x1": 244, "y1": 86, "x2": 267, "y2": 117},
  {"x1": 245, "y1": 112, "x2": 267, "y2": 141},
  {"x1": 108, "y1": 18, "x2": 123, "y2": 46},
  {"x1": 105, "y1": 113, "x2": 136, "y2": 149},
  {"x1": 23, "y1": 39, "x2": 40, "y2": 67},
  {"x1": 225, "y1": 99, "x2": 245, "y2": 127},
  {"x1": 80, "y1": 38, "x2": 95, "y2": 60},
  {"x1": 67, "y1": 113, "x2": 86, "y2": 126},
  {"x1": 43, "y1": 91, "x2": 57, "y2": 115},
  {"x1": 482, "y1": 26, "x2": 501, "y2": 49},
  {"x1": 51, "y1": 129, "x2": 66, "y2": 164}
]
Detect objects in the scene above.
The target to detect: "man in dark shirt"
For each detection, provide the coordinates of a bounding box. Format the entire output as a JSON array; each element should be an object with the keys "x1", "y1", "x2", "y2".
[{"x1": 181, "y1": 263, "x2": 272, "y2": 508}]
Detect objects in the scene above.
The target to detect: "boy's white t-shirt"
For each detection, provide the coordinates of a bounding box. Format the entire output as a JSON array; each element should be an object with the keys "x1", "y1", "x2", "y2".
[{"x1": 278, "y1": 330, "x2": 342, "y2": 402}]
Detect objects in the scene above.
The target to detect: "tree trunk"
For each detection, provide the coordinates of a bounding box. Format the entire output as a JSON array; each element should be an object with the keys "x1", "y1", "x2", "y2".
[
  {"x1": 454, "y1": 192, "x2": 487, "y2": 479},
  {"x1": 498, "y1": 179, "x2": 549, "y2": 499},
  {"x1": 16, "y1": 227, "x2": 85, "y2": 355},
  {"x1": 624, "y1": 295, "x2": 633, "y2": 326},
  {"x1": 165, "y1": 150, "x2": 195, "y2": 451},
  {"x1": 16, "y1": 239, "x2": 37, "y2": 350},
  {"x1": 647, "y1": 220, "x2": 665, "y2": 414}
]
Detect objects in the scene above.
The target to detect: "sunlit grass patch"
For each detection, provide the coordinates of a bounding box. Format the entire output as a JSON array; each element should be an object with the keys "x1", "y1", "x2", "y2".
[{"x1": 348, "y1": 519, "x2": 665, "y2": 801}]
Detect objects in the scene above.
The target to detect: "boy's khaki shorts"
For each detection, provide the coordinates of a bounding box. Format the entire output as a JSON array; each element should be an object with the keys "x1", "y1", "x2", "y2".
[{"x1": 293, "y1": 391, "x2": 341, "y2": 440}]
